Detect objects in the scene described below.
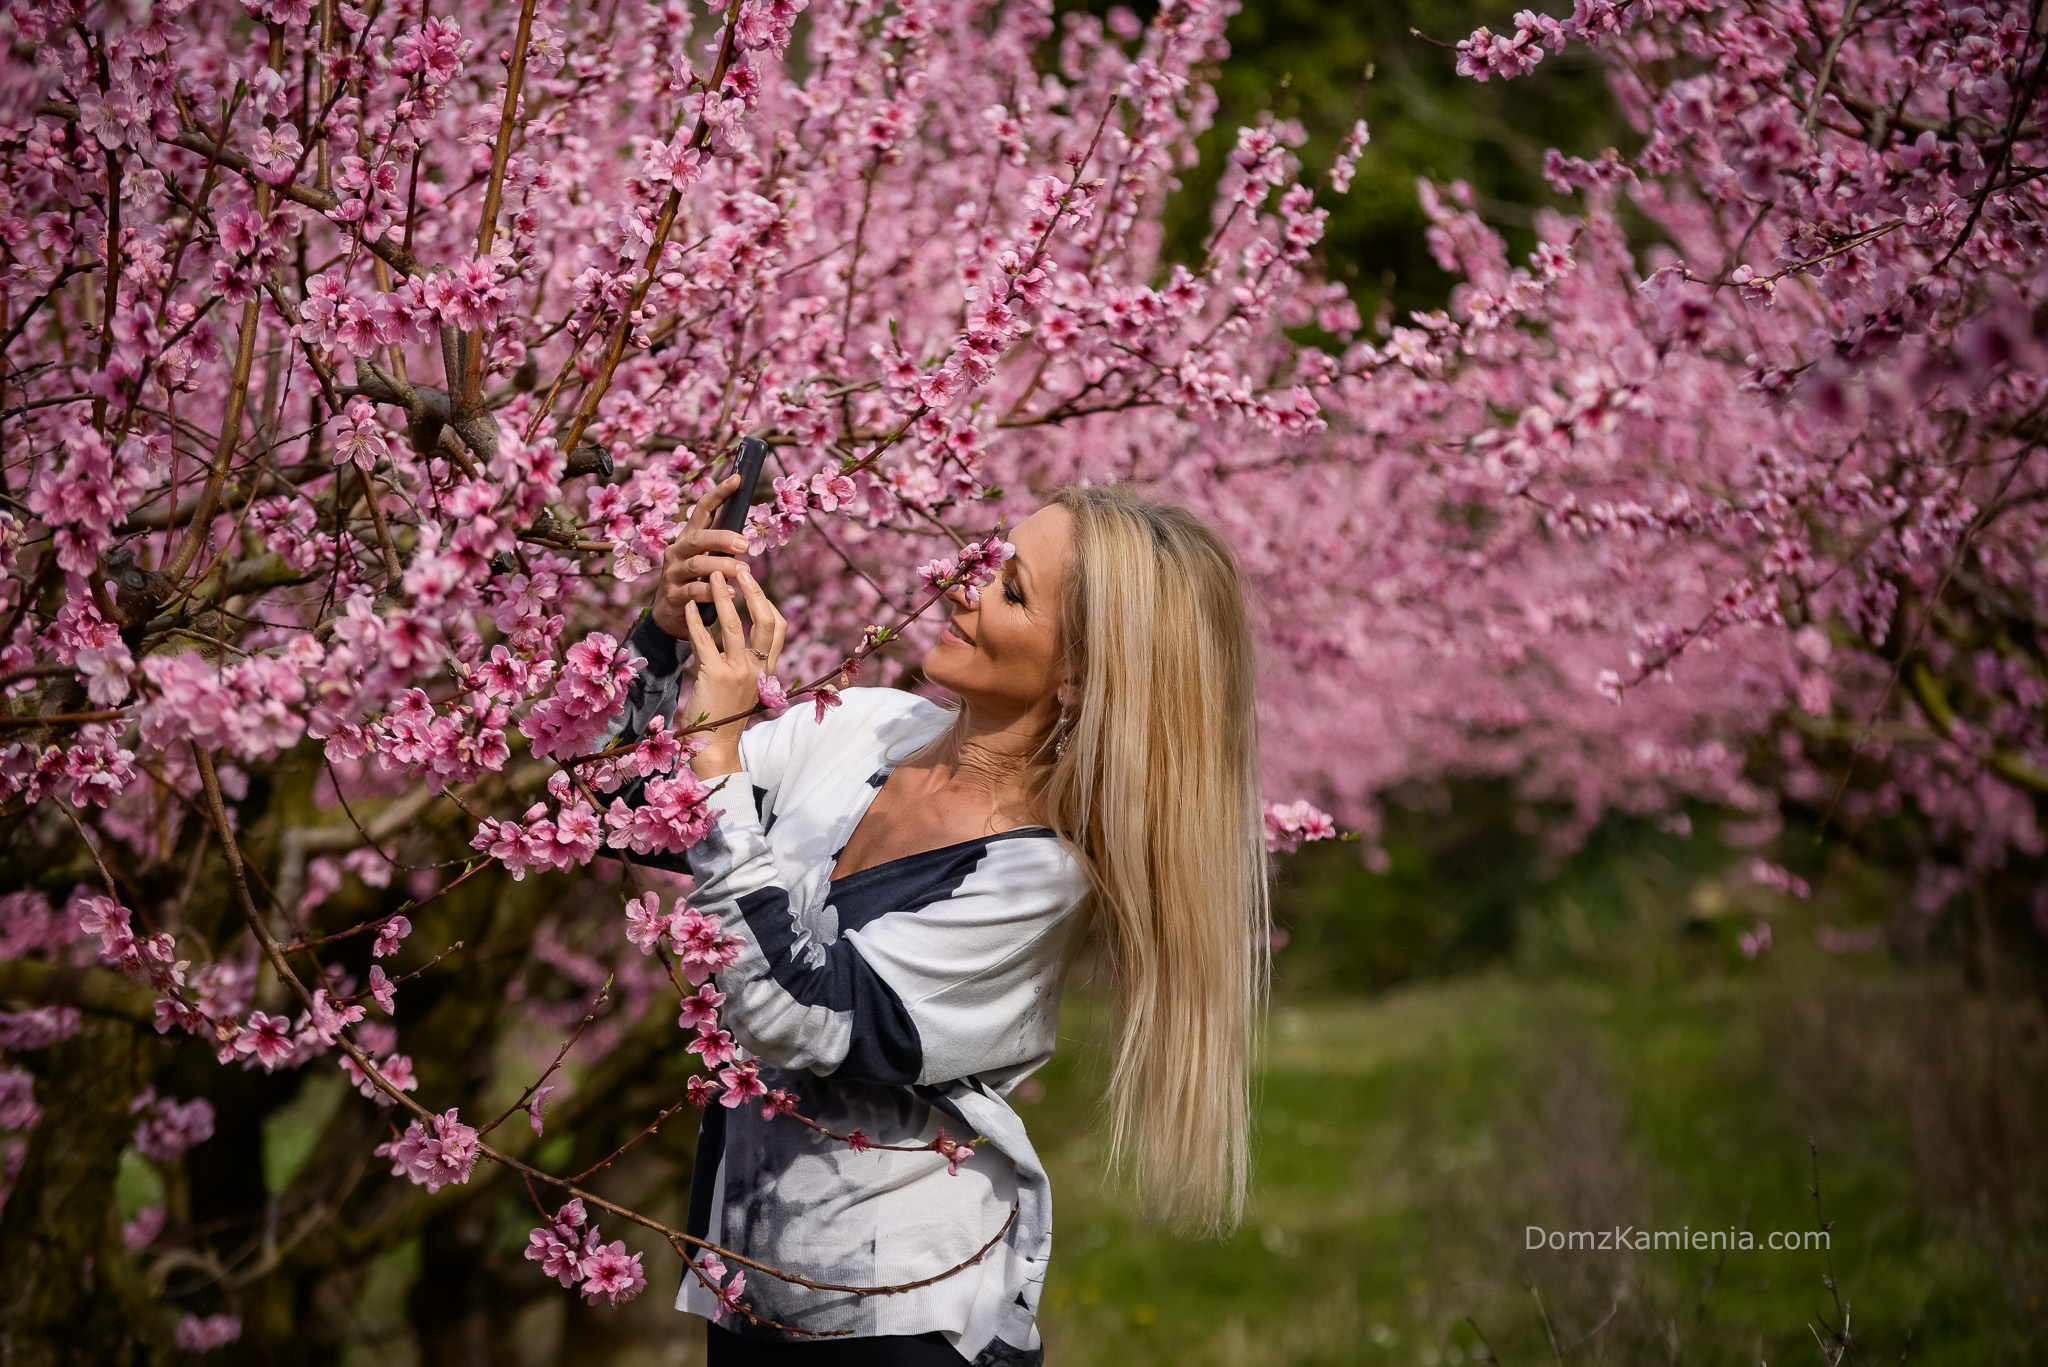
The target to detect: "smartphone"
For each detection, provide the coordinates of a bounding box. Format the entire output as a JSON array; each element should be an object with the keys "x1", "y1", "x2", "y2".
[{"x1": 699, "y1": 435, "x2": 769, "y2": 627}]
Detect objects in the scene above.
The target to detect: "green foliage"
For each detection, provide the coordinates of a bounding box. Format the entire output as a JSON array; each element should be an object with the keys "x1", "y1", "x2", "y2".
[
  {"x1": 262, "y1": 1071, "x2": 349, "y2": 1196},
  {"x1": 1265, "y1": 775, "x2": 1937, "y2": 1002},
  {"x1": 1268, "y1": 783, "x2": 1761, "y2": 994},
  {"x1": 116, "y1": 1146, "x2": 165, "y2": 1223},
  {"x1": 1270, "y1": 781, "x2": 1542, "y2": 992}
]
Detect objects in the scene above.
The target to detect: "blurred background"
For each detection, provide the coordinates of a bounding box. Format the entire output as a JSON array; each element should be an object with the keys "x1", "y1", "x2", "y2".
[{"x1": 84, "y1": 0, "x2": 2048, "y2": 1362}]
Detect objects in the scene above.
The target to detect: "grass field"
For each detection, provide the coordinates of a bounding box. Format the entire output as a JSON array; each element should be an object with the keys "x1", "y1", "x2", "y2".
[{"x1": 1023, "y1": 947, "x2": 2047, "y2": 1366}]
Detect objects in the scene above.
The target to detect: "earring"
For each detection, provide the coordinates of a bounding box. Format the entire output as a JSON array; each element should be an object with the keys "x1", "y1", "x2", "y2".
[{"x1": 1054, "y1": 705, "x2": 1074, "y2": 760}]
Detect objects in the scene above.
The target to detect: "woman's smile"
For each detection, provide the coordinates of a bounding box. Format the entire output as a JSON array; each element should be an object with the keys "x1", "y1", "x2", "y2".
[{"x1": 920, "y1": 504, "x2": 1073, "y2": 722}]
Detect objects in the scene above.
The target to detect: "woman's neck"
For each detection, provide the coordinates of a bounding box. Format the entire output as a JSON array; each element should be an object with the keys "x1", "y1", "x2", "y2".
[{"x1": 912, "y1": 700, "x2": 1054, "y2": 823}]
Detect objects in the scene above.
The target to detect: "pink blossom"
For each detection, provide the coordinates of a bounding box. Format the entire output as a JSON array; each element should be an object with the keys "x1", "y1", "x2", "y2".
[
  {"x1": 0, "y1": 893, "x2": 62, "y2": 962},
  {"x1": 1745, "y1": 860, "x2": 1813, "y2": 899},
  {"x1": 372, "y1": 916, "x2": 412, "y2": 958},
  {"x1": 808, "y1": 471, "x2": 855, "y2": 511},
  {"x1": 173, "y1": 1314, "x2": 242, "y2": 1352},
  {"x1": 247, "y1": 124, "x2": 303, "y2": 184},
  {"x1": 1739, "y1": 921, "x2": 1773, "y2": 960},
  {"x1": 623, "y1": 892, "x2": 668, "y2": 954},
  {"x1": 123, "y1": 1204, "x2": 166, "y2": 1251},
  {"x1": 1329, "y1": 119, "x2": 1369, "y2": 192},
  {"x1": 521, "y1": 633, "x2": 640, "y2": 760},
  {"x1": 0, "y1": 1066, "x2": 41, "y2": 1130},
  {"x1": 676, "y1": 982, "x2": 726, "y2": 1032},
  {"x1": 717, "y1": 1062, "x2": 766, "y2": 1108},
  {"x1": 529, "y1": 1084, "x2": 554, "y2": 1136},
  {"x1": 623, "y1": 715, "x2": 685, "y2": 778},
  {"x1": 234, "y1": 1012, "x2": 296, "y2": 1070},
  {"x1": 526, "y1": 1223, "x2": 586, "y2": 1286},
  {"x1": 368, "y1": 965, "x2": 397, "y2": 1013},
  {"x1": 390, "y1": 15, "x2": 468, "y2": 85},
  {"x1": 578, "y1": 1240, "x2": 647, "y2": 1305},
  {"x1": 690, "y1": 1028, "x2": 739, "y2": 1069},
  {"x1": 75, "y1": 894, "x2": 136, "y2": 965},
  {"x1": 697, "y1": 1252, "x2": 747, "y2": 1318},
  {"x1": 0, "y1": 1005, "x2": 80, "y2": 1051},
  {"x1": 933, "y1": 1129, "x2": 974, "y2": 1175},
  {"x1": 132, "y1": 1088, "x2": 215, "y2": 1160},
  {"x1": 756, "y1": 673, "x2": 790, "y2": 711},
  {"x1": 644, "y1": 137, "x2": 703, "y2": 192},
  {"x1": 670, "y1": 908, "x2": 743, "y2": 982},
  {"x1": 298, "y1": 856, "x2": 342, "y2": 914},
  {"x1": 333, "y1": 397, "x2": 390, "y2": 469},
  {"x1": 341, "y1": 1050, "x2": 419, "y2": 1105},
  {"x1": 715, "y1": 1267, "x2": 747, "y2": 1316},
  {"x1": 74, "y1": 639, "x2": 135, "y2": 706}
]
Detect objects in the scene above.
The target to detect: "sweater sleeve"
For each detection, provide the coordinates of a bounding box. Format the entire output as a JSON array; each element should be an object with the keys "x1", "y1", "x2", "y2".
[
  {"x1": 603, "y1": 613, "x2": 693, "y2": 754},
  {"x1": 685, "y1": 783, "x2": 1085, "y2": 1088}
]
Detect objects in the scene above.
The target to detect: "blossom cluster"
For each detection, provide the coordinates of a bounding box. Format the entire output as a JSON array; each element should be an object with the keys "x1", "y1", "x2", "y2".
[
  {"x1": 522, "y1": 1198, "x2": 648, "y2": 1307},
  {"x1": 172, "y1": 1315, "x2": 243, "y2": 1352},
  {"x1": 915, "y1": 532, "x2": 1015, "y2": 604},
  {"x1": 374, "y1": 1106, "x2": 480, "y2": 1194},
  {"x1": 1262, "y1": 800, "x2": 1339, "y2": 855},
  {"x1": 622, "y1": 893, "x2": 744, "y2": 980},
  {"x1": 130, "y1": 1086, "x2": 216, "y2": 1162}
]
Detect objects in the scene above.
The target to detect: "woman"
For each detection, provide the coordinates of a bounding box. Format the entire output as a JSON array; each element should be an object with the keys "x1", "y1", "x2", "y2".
[{"x1": 605, "y1": 478, "x2": 1268, "y2": 1365}]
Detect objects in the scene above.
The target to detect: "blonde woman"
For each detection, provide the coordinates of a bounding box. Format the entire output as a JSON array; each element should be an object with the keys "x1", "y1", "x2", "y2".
[{"x1": 608, "y1": 482, "x2": 1268, "y2": 1365}]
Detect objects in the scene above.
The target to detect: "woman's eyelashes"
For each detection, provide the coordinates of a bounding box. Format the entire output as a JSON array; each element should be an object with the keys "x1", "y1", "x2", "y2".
[{"x1": 1002, "y1": 576, "x2": 1025, "y2": 606}]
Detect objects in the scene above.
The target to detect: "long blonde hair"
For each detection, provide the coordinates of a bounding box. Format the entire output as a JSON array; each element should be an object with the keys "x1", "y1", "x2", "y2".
[{"x1": 1033, "y1": 484, "x2": 1269, "y2": 1234}]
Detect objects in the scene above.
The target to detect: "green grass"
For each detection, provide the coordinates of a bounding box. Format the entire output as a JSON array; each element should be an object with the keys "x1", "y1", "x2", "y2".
[{"x1": 1022, "y1": 946, "x2": 2048, "y2": 1366}]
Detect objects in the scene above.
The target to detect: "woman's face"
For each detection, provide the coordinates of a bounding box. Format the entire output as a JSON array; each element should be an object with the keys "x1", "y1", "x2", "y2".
[{"x1": 922, "y1": 504, "x2": 1076, "y2": 723}]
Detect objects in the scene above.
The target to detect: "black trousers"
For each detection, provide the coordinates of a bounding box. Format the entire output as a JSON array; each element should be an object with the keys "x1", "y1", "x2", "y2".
[{"x1": 706, "y1": 1322, "x2": 970, "y2": 1366}]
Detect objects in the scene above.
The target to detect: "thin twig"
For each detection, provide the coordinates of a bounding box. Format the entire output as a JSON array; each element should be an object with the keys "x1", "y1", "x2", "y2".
[
  {"x1": 467, "y1": 0, "x2": 542, "y2": 412},
  {"x1": 480, "y1": 977, "x2": 611, "y2": 1137}
]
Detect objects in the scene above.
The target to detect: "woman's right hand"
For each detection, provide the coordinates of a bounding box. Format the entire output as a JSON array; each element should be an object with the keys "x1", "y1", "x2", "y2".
[
  {"x1": 683, "y1": 568, "x2": 787, "y2": 777},
  {"x1": 650, "y1": 471, "x2": 751, "y2": 639}
]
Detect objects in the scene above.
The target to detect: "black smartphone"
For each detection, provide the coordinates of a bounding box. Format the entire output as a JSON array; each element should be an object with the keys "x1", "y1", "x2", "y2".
[{"x1": 699, "y1": 435, "x2": 769, "y2": 626}]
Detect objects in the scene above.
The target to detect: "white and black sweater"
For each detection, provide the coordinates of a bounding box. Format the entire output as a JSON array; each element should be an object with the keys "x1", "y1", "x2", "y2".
[{"x1": 607, "y1": 616, "x2": 1090, "y2": 1363}]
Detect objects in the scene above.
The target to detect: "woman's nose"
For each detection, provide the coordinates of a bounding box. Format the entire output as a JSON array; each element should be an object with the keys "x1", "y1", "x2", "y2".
[{"x1": 943, "y1": 582, "x2": 973, "y2": 609}]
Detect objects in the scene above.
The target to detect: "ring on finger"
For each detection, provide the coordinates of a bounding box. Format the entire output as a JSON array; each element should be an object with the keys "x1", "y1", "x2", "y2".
[{"x1": 750, "y1": 648, "x2": 769, "y2": 661}]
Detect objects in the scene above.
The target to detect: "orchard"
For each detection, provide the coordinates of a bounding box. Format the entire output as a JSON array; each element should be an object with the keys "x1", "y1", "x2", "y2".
[{"x1": 1, "y1": 0, "x2": 2044, "y2": 1358}]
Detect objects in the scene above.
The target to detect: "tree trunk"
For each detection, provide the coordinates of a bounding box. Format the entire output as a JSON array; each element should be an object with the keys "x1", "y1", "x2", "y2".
[{"x1": 0, "y1": 1015, "x2": 171, "y2": 1367}]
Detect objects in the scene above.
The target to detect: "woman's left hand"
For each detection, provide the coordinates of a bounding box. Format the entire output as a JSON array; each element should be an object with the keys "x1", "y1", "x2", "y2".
[{"x1": 683, "y1": 567, "x2": 786, "y2": 777}]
